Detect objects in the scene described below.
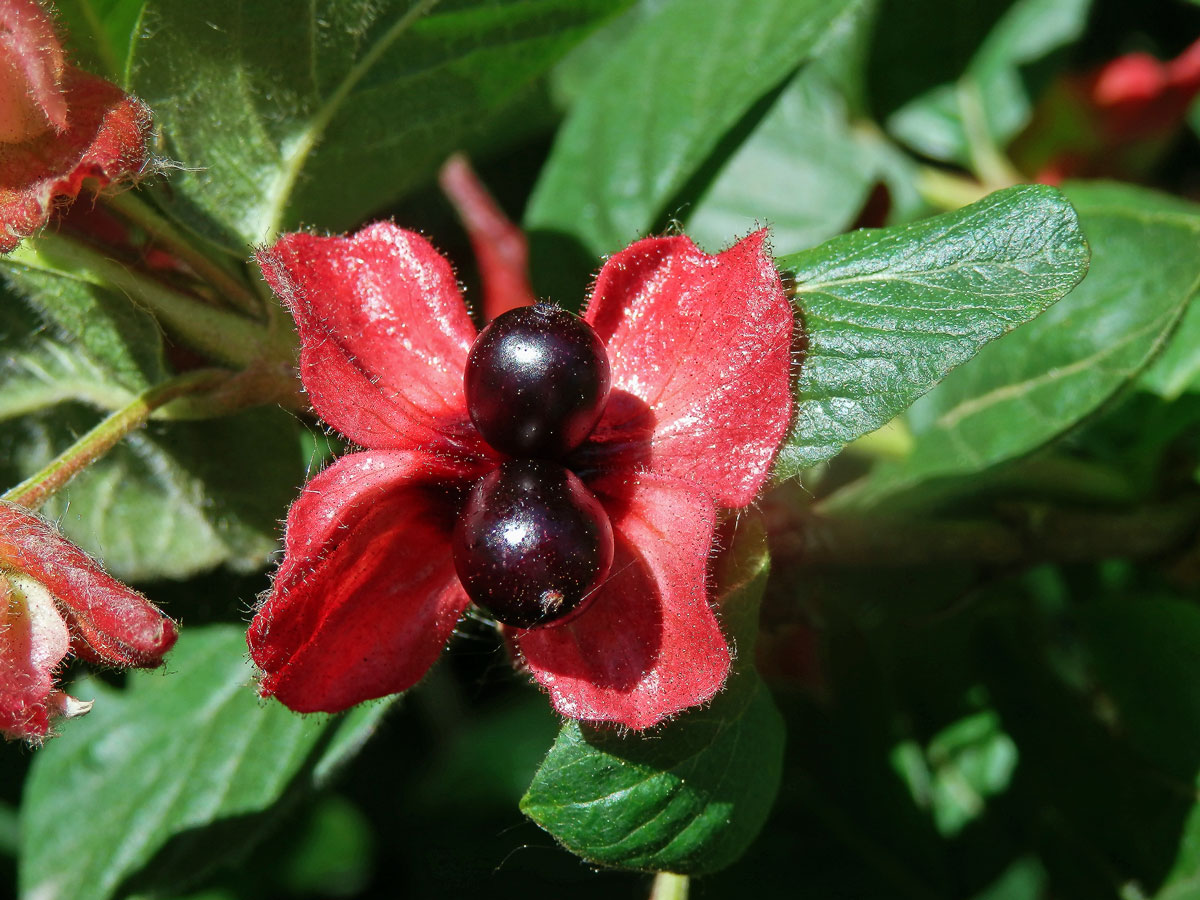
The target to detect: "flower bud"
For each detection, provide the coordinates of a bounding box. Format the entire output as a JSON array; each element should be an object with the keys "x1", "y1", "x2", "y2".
[{"x1": 0, "y1": 502, "x2": 177, "y2": 742}]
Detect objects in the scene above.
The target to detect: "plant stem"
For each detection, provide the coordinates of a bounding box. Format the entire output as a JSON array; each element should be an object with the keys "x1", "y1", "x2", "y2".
[
  {"x1": 104, "y1": 190, "x2": 263, "y2": 317},
  {"x1": 649, "y1": 873, "x2": 689, "y2": 900},
  {"x1": 917, "y1": 167, "x2": 990, "y2": 212},
  {"x1": 843, "y1": 420, "x2": 915, "y2": 461},
  {"x1": 957, "y1": 80, "x2": 1023, "y2": 189},
  {"x1": 12, "y1": 234, "x2": 271, "y2": 368},
  {"x1": 2, "y1": 369, "x2": 232, "y2": 511}
]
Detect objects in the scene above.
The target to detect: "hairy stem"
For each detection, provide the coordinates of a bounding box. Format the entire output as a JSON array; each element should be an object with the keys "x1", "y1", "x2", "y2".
[
  {"x1": 2, "y1": 369, "x2": 232, "y2": 510},
  {"x1": 104, "y1": 190, "x2": 263, "y2": 317}
]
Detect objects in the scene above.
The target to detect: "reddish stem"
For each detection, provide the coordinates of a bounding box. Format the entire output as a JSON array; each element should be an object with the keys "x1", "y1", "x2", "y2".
[{"x1": 439, "y1": 153, "x2": 536, "y2": 320}]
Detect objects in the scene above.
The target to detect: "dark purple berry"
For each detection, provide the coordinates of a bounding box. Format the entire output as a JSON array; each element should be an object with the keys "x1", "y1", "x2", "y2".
[
  {"x1": 465, "y1": 303, "x2": 611, "y2": 458},
  {"x1": 452, "y1": 459, "x2": 614, "y2": 629}
]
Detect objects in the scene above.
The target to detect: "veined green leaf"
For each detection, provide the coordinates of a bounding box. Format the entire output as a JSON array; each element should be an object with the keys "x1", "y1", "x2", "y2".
[
  {"x1": 0, "y1": 298, "x2": 135, "y2": 422},
  {"x1": 526, "y1": 0, "x2": 872, "y2": 258},
  {"x1": 20, "y1": 626, "x2": 393, "y2": 900},
  {"x1": 830, "y1": 181, "x2": 1199, "y2": 510},
  {"x1": 774, "y1": 184, "x2": 1089, "y2": 479},
  {"x1": 130, "y1": 0, "x2": 625, "y2": 249},
  {"x1": 1, "y1": 247, "x2": 165, "y2": 392},
  {"x1": 521, "y1": 517, "x2": 783, "y2": 875},
  {"x1": 2, "y1": 405, "x2": 304, "y2": 581}
]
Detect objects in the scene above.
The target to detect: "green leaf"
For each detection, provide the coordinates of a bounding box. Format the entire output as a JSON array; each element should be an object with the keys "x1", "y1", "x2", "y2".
[
  {"x1": 830, "y1": 181, "x2": 1200, "y2": 509},
  {"x1": 19, "y1": 625, "x2": 393, "y2": 900},
  {"x1": 521, "y1": 517, "x2": 784, "y2": 875},
  {"x1": 773, "y1": 183, "x2": 1089, "y2": 479},
  {"x1": 1135, "y1": 186, "x2": 1200, "y2": 398},
  {"x1": 887, "y1": 0, "x2": 1091, "y2": 167},
  {"x1": 681, "y1": 2, "x2": 912, "y2": 254},
  {"x1": 548, "y1": 0, "x2": 654, "y2": 107},
  {"x1": 0, "y1": 295, "x2": 136, "y2": 423},
  {"x1": 525, "y1": 0, "x2": 872, "y2": 258},
  {"x1": 52, "y1": 0, "x2": 146, "y2": 83},
  {"x1": 891, "y1": 710, "x2": 1018, "y2": 839},
  {"x1": 3, "y1": 405, "x2": 304, "y2": 581},
  {"x1": 0, "y1": 282, "x2": 300, "y2": 581},
  {"x1": 130, "y1": 0, "x2": 623, "y2": 250},
  {"x1": 1141, "y1": 301, "x2": 1200, "y2": 399},
  {"x1": 2, "y1": 246, "x2": 166, "y2": 392},
  {"x1": 684, "y1": 68, "x2": 876, "y2": 256}
]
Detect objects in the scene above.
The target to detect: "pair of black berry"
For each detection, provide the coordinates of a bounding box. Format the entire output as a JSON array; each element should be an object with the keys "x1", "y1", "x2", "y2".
[{"x1": 452, "y1": 304, "x2": 615, "y2": 629}]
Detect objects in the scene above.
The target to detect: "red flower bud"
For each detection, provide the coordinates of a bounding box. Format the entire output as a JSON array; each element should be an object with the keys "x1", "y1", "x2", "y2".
[{"x1": 0, "y1": 502, "x2": 177, "y2": 743}]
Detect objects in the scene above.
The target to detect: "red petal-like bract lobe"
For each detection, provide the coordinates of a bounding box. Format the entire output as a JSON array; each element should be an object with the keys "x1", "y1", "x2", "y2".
[
  {"x1": 256, "y1": 225, "x2": 486, "y2": 454},
  {"x1": 516, "y1": 472, "x2": 729, "y2": 730},
  {"x1": 580, "y1": 231, "x2": 794, "y2": 508},
  {"x1": 248, "y1": 451, "x2": 487, "y2": 713},
  {"x1": 0, "y1": 0, "x2": 68, "y2": 142},
  {"x1": 0, "y1": 65, "x2": 151, "y2": 252}
]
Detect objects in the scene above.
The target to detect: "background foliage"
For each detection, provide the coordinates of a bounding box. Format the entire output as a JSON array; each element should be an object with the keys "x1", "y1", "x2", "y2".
[{"x1": 3, "y1": 0, "x2": 1200, "y2": 897}]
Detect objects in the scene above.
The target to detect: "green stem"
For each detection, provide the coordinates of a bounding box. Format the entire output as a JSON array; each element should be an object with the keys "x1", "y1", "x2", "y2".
[
  {"x1": 104, "y1": 191, "x2": 263, "y2": 317},
  {"x1": 649, "y1": 873, "x2": 689, "y2": 900},
  {"x1": 13, "y1": 234, "x2": 271, "y2": 368},
  {"x1": 843, "y1": 420, "x2": 915, "y2": 461},
  {"x1": 917, "y1": 167, "x2": 990, "y2": 212},
  {"x1": 2, "y1": 369, "x2": 232, "y2": 511},
  {"x1": 957, "y1": 80, "x2": 1023, "y2": 189}
]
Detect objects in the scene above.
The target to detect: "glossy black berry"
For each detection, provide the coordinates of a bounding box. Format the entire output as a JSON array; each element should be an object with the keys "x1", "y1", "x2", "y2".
[
  {"x1": 452, "y1": 459, "x2": 614, "y2": 629},
  {"x1": 465, "y1": 303, "x2": 611, "y2": 458}
]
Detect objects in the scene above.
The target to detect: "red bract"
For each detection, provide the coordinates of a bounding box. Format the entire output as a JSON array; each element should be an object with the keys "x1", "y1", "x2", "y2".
[
  {"x1": 0, "y1": 0, "x2": 152, "y2": 252},
  {"x1": 0, "y1": 502, "x2": 177, "y2": 742},
  {"x1": 250, "y1": 223, "x2": 793, "y2": 729}
]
